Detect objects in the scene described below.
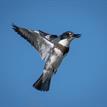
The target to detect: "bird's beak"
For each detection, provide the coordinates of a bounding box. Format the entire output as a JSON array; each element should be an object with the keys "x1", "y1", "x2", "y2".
[{"x1": 73, "y1": 34, "x2": 81, "y2": 38}]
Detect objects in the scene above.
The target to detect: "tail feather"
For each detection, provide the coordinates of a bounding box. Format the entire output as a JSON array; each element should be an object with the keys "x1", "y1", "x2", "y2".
[{"x1": 33, "y1": 73, "x2": 52, "y2": 91}]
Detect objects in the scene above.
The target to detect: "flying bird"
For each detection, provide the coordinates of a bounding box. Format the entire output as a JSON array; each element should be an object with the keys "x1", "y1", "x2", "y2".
[{"x1": 12, "y1": 24, "x2": 80, "y2": 91}]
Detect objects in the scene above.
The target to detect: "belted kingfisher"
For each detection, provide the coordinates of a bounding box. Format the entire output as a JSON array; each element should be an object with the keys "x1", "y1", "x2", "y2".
[{"x1": 12, "y1": 24, "x2": 80, "y2": 91}]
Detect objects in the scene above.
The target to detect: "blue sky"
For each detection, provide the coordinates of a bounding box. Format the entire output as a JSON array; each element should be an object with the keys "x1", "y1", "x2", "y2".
[{"x1": 0, "y1": 0, "x2": 107, "y2": 107}]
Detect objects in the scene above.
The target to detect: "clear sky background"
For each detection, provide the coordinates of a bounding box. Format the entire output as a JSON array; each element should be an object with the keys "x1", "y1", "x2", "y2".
[{"x1": 0, "y1": 0, "x2": 107, "y2": 107}]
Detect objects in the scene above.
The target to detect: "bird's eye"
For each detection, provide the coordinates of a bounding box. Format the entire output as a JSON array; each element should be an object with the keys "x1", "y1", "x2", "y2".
[
  {"x1": 66, "y1": 32, "x2": 72, "y2": 36},
  {"x1": 65, "y1": 33, "x2": 69, "y2": 36},
  {"x1": 67, "y1": 32, "x2": 69, "y2": 35}
]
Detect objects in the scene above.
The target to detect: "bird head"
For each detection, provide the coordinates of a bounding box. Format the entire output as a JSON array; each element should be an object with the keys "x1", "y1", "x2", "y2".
[{"x1": 59, "y1": 31, "x2": 81, "y2": 47}]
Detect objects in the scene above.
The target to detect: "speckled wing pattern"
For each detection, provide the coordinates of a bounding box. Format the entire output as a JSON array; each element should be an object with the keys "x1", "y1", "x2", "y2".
[{"x1": 12, "y1": 24, "x2": 54, "y2": 61}]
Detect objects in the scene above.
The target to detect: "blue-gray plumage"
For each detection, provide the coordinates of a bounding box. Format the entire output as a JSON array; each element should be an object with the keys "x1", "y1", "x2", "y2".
[{"x1": 12, "y1": 24, "x2": 80, "y2": 91}]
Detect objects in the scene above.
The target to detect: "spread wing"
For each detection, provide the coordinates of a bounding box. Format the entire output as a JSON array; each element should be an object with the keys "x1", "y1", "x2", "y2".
[{"x1": 12, "y1": 24, "x2": 54, "y2": 61}]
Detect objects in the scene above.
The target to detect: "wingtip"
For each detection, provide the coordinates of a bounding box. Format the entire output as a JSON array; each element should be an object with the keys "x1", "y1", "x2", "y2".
[
  {"x1": 12, "y1": 23, "x2": 19, "y2": 32},
  {"x1": 12, "y1": 23, "x2": 17, "y2": 28},
  {"x1": 12, "y1": 23, "x2": 16, "y2": 27}
]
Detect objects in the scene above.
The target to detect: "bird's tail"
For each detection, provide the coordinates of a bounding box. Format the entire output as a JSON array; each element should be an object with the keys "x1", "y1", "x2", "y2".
[{"x1": 33, "y1": 72, "x2": 53, "y2": 91}]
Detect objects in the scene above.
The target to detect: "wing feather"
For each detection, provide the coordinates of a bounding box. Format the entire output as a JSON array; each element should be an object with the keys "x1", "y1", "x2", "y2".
[{"x1": 12, "y1": 24, "x2": 54, "y2": 61}]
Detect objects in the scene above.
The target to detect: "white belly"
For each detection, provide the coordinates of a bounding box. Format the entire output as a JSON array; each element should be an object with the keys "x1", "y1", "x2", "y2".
[
  {"x1": 50, "y1": 48, "x2": 63, "y2": 69},
  {"x1": 44, "y1": 47, "x2": 64, "y2": 74}
]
